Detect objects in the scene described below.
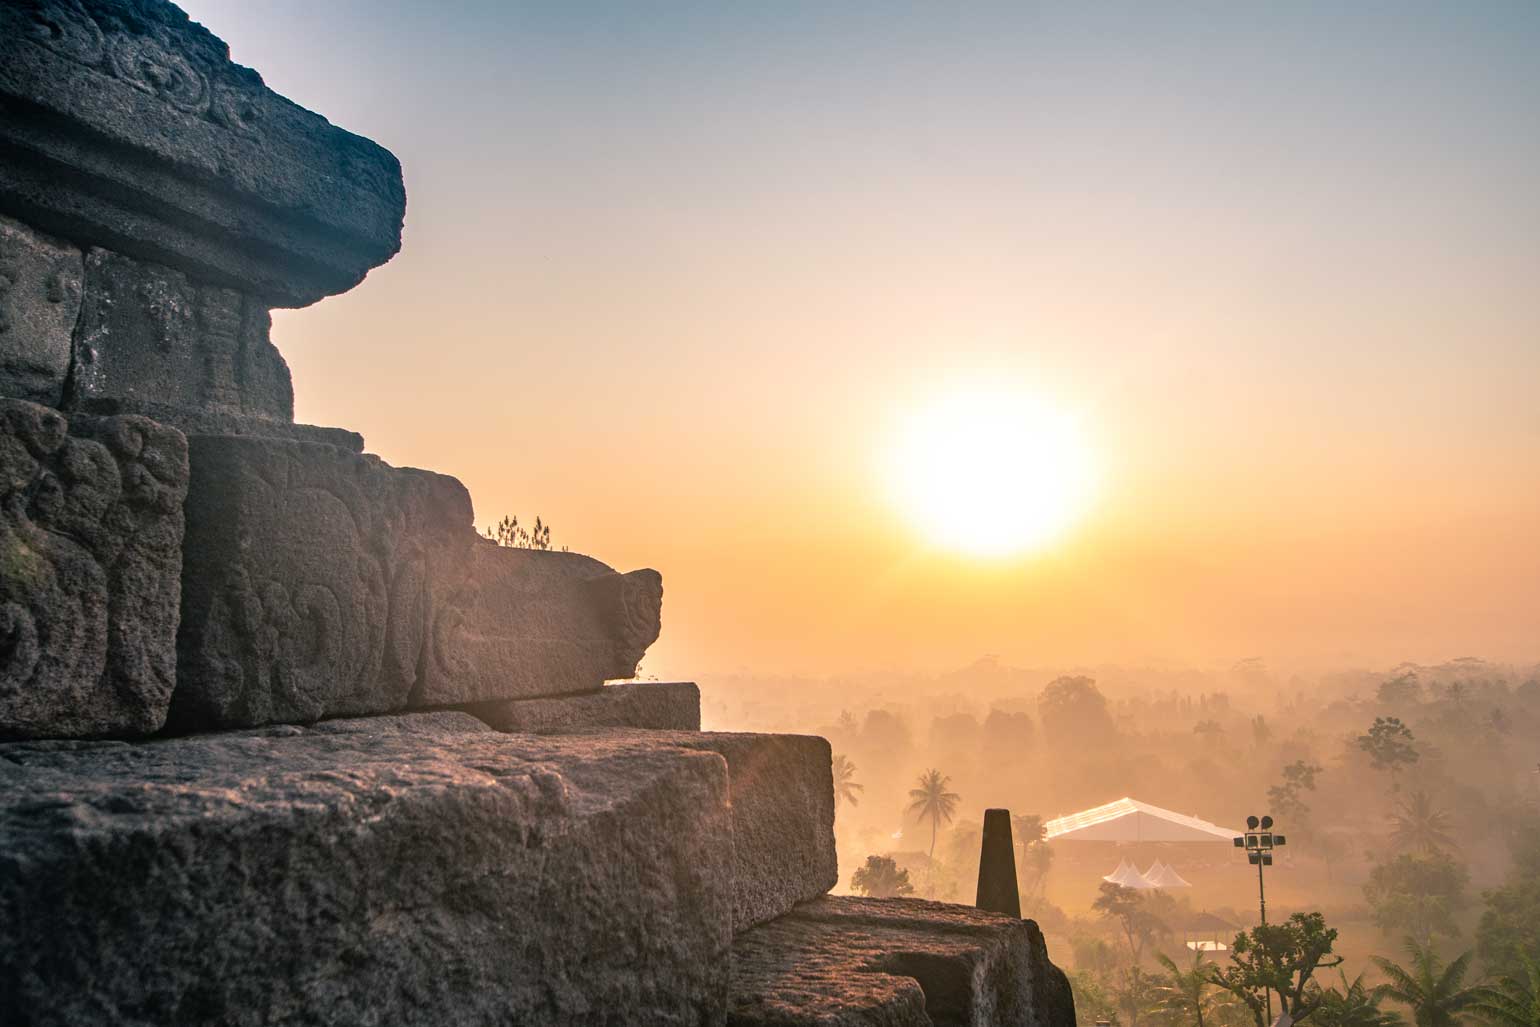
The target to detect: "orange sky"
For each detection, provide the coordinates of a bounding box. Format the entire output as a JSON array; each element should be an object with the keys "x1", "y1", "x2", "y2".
[{"x1": 182, "y1": 2, "x2": 1540, "y2": 677}]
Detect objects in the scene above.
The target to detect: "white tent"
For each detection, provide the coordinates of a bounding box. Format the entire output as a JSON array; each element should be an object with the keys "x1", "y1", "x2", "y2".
[
  {"x1": 1102, "y1": 858, "x2": 1157, "y2": 889},
  {"x1": 1143, "y1": 861, "x2": 1192, "y2": 888},
  {"x1": 1046, "y1": 798, "x2": 1240, "y2": 843}
]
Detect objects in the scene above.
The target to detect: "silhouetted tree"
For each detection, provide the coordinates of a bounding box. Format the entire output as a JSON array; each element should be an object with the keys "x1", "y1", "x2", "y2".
[
  {"x1": 831, "y1": 754, "x2": 863, "y2": 810},
  {"x1": 1268, "y1": 760, "x2": 1323, "y2": 823},
  {"x1": 1154, "y1": 951, "x2": 1231, "y2": 1027},
  {"x1": 1209, "y1": 912, "x2": 1343, "y2": 1027},
  {"x1": 1094, "y1": 883, "x2": 1169, "y2": 966},
  {"x1": 907, "y1": 769, "x2": 960, "y2": 889},
  {"x1": 1390, "y1": 791, "x2": 1457, "y2": 855},
  {"x1": 1378, "y1": 673, "x2": 1423, "y2": 708},
  {"x1": 1364, "y1": 852, "x2": 1469, "y2": 946},
  {"x1": 1314, "y1": 972, "x2": 1405, "y2": 1027},
  {"x1": 1373, "y1": 939, "x2": 1483, "y2": 1027},
  {"x1": 850, "y1": 855, "x2": 914, "y2": 898},
  {"x1": 1358, "y1": 717, "x2": 1420, "y2": 788},
  {"x1": 1038, "y1": 676, "x2": 1116, "y2": 744},
  {"x1": 1468, "y1": 949, "x2": 1540, "y2": 1027}
]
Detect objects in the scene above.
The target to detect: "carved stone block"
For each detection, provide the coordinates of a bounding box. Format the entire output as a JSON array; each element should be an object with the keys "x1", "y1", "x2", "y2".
[
  {"x1": 171, "y1": 435, "x2": 474, "y2": 729},
  {"x1": 0, "y1": 398, "x2": 188, "y2": 739},
  {"x1": 0, "y1": 712, "x2": 734, "y2": 1025},
  {"x1": 0, "y1": 213, "x2": 82, "y2": 405},
  {"x1": 172, "y1": 435, "x2": 663, "y2": 729},
  {"x1": 0, "y1": 0, "x2": 405, "y2": 307},
  {"x1": 420, "y1": 544, "x2": 663, "y2": 707},
  {"x1": 68, "y1": 248, "x2": 293, "y2": 423}
]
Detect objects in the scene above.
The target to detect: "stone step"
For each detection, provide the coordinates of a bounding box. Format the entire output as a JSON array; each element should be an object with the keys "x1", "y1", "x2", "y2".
[
  {"x1": 729, "y1": 896, "x2": 1076, "y2": 1027},
  {"x1": 172, "y1": 433, "x2": 662, "y2": 731},
  {"x1": 0, "y1": 712, "x2": 734, "y2": 1025},
  {"x1": 480, "y1": 727, "x2": 838, "y2": 933},
  {"x1": 464, "y1": 680, "x2": 701, "y2": 734}
]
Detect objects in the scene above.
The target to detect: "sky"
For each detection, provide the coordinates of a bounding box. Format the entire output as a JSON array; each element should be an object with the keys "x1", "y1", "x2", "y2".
[{"x1": 178, "y1": 1, "x2": 1540, "y2": 678}]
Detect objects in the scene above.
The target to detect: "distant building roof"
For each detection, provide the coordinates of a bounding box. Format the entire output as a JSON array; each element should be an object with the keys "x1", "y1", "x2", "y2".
[{"x1": 1046, "y1": 798, "x2": 1241, "y2": 843}]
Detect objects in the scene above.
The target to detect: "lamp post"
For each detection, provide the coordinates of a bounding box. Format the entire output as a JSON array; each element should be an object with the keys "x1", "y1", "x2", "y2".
[{"x1": 1234, "y1": 814, "x2": 1287, "y2": 1024}]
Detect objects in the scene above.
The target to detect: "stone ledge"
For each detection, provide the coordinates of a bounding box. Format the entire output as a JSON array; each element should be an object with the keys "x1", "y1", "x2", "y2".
[
  {"x1": 0, "y1": 712, "x2": 734, "y2": 1025},
  {"x1": 464, "y1": 681, "x2": 701, "y2": 734},
  {"x1": 730, "y1": 895, "x2": 1076, "y2": 1027},
  {"x1": 0, "y1": 0, "x2": 405, "y2": 306},
  {"x1": 601, "y1": 730, "x2": 837, "y2": 932}
]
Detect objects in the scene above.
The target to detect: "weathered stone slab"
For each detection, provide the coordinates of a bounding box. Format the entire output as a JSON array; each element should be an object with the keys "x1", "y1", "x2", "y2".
[
  {"x1": 0, "y1": 712, "x2": 734, "y2": 1025},
  {"x1": 171, "y1": 434, "x2": 474, "y2": 729},
  {"x1": 0, "y1": 213, "x2": 82, "y2": 404},
  {"x1": 67, "y1": 248, "x2": 293, "y2": 423},
  {"x1": 0, "y1": 399, "x2": 187, "y2": 739},
  {"x1": 172, "y1": 435, "x2": 663, "y2": 729},
  {"x1": 465, "y1": 680, "x2": 701, "y2": 734},
  {"x1": 419, "y1": 543, "x2": 663, "y2": 707},
  {"x1": 74, "y1": 396, "x2": 365, "y2": 451},
  {"x1": 0, "y1": 0, "x2": 405, "y2": 307},
  {"x1": 602, "y1": 730, "x2": 836, "y2": 932},
  {"x1": 730, "y1": 896, "x2": 1076, "y2": 1027}
]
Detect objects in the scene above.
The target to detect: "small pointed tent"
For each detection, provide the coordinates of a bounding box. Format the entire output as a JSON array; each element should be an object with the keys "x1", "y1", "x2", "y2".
[
  {"x1": 1143, "y1": 861, "x2": 1192, "y2": 888},
  {"x1": 1046, "y1": 798, "x2": 1240, "y2": 843},
  {"x1": 1102, "y1": 858, "x2": 1157, "y2": 889}
]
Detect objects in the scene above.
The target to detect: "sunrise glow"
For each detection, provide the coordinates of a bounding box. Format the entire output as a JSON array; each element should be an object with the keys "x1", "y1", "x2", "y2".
[{"x1": 886, "y1": 388, "x2": 1098, "y2": 558}]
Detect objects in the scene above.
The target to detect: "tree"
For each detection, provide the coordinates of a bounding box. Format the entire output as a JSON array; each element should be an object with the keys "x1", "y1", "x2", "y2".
[
  {"x1": 1389, "y1": 791, "x2": 1457, "y2": 855},
  {"x1": 1014, "y1": 813, "x2": 1055, "y2": 910},
  {"x1": 1068, "y1": 969, "x2": 1119, "y2": 1026},
  {"x1": 1373, "y1": 939, "x2": 1483, "y2": 1027},
  {"x1": 907, "y1": 768, "x2": 960, "y2": 889},
  {"x1": 831, "y1": 754, "x2": 863, "y2": 810},
  {"x1": 1114, "y1": 966, "x2": 1161, "y2": 1027},
  {"x1": 850, "y1": 855, "x2": 915, "y2": 898},
  {"x1": 1094, "y1": 883, "x2": 1169, "y2": 966},
  {"x1": 1468, "y1": 949, "x2": 1540, "y2": 1027},
  {"x1": 1268, "y1": 760, "x2": 1324, "y2": 823},
  {"x1": 1378, "y1": 672, "x2": 1423, "y2": 707},
  {"x1": 1364, "y1": 852, "x2": 1469, "y2": 946},
  {"x1": 1314, "y1": 972, "x2": 1405, "y2": 1027},
  {"x1": 1209, "y1": 912, "x2": 1344, "y2": 1027},
  {"x1": 1154, "y1": 951, "x2": 1227, "y2": 1027},
  {"x1": 1358, "y1": 717, "x2": 1420, "y2": 787},
  {"x1": 1478, "y1": 812, "x2": 1540, "y2": 977},
  {"x1": 1038, "y1": 676, "x2": 1116, "y2": 743},
  {"x1": 1195, "y1": 719, "x2": 1225, "y2": 747}
]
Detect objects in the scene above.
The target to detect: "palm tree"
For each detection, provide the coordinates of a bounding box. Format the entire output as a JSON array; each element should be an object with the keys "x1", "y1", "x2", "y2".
[
  {"x1": 1469, "y1": 949, "x2": 1540, "y2": 1027},
  {"x1": 1374, "y1": 939, "x2": 1484, "y2": 1027},
  {"x1": 831, "y1": 754, "x2": 863, "y2": 810},
  {"x1": 907, "y1": 768, "x2": 960, "y2": 890},
  {"x1": 1390, "y1": 791, "x2": 1458, "y2": 854},
  {"x1": 1153, "y1": 951, "x2": 1224, "y2": 1027},
  {"x1": 1315, "y1": 971, "x2": 1405, "y2": 1027}
]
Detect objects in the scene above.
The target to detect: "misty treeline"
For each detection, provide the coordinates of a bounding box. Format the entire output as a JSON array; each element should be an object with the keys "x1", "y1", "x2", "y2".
[{"x1": 703, "y1": 657, "x2": 1540, "y2": 1026}]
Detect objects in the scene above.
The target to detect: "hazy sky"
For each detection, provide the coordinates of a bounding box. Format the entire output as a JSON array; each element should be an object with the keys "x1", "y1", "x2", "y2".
[{"x1": 179, "y1": 1, "x2": 1540, "y2": 677}]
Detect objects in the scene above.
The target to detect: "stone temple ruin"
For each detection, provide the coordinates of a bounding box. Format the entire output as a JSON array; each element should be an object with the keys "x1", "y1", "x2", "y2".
[{"x1": 0, "y1": 2, "x2": 1075, "y2": 1023}]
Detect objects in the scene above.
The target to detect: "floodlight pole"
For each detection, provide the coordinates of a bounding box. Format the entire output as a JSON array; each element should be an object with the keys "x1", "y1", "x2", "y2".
[
  {"x1": 1236, "y1": 813, "x2": 1288, "y2": 1026},
  {"x1": 1257, "y1": 855, "x2": 1267, "y2": 926}
]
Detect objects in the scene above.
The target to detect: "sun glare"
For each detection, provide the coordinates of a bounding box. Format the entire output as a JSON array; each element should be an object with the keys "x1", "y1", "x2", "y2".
[{"x1": 886, "y1": 388, "x2": 1098, "y2": 558}]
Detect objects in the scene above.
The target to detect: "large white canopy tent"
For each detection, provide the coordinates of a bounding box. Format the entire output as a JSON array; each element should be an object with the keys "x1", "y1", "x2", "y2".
[{"x1": 1046, "y1": 797, "x2": 1240, "y2": 844}]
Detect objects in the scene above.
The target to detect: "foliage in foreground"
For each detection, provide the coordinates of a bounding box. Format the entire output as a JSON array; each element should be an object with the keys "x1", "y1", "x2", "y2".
[{"x1": 849, "y1": 854, "x2": 914, "y2": 898}]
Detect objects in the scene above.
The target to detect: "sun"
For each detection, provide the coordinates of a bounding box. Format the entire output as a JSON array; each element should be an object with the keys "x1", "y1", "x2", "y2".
[{"x1": 885, "y1": 387, "x2": 1098, "y2": 558}]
